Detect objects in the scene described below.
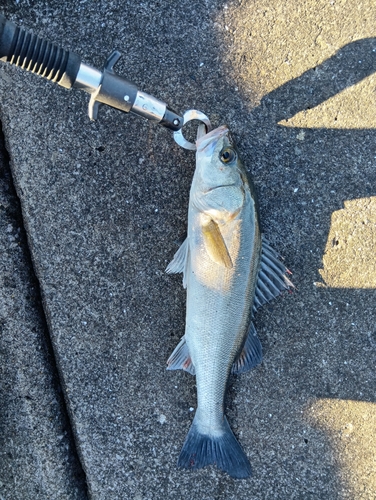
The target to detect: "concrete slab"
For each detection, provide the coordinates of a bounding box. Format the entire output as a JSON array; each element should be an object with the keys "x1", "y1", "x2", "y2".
[
  {"x1": 0, "y1": 129, "x2": 87, "y2": 498},
  {"x1": 0, "y1": 1, "x2": 376, "y2": 498}
]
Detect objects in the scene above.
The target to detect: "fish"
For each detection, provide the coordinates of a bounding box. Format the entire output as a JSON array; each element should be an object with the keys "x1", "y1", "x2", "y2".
[{"x1": 166, "y1": 125, "x2": 292, "y2": 479}]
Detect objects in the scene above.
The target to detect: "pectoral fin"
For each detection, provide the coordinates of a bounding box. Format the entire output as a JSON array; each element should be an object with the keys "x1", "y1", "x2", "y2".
[{"x1": 202, "y1": 218, "x2": 233, "y2": 269}]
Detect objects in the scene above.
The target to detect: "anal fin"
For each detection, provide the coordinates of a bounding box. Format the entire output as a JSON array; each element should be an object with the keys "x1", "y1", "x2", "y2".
[{"x1": 167, "y1": 336, "x2": 195, "y2": 375}]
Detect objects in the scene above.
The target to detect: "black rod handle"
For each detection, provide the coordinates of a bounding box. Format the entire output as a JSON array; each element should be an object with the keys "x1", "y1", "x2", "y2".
[{"x1": 0, "y1": 13, "x2": 81, "y2": 88}]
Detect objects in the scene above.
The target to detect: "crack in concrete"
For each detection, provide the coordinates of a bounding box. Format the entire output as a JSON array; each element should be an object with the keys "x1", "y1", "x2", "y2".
[{"x1": 0, "y1": 119, "x2": 89, "y2": 499}]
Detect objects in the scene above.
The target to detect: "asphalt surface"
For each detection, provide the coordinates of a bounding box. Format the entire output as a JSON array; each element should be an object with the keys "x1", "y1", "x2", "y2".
[
  {"x1": 0, "y1": 1, "x2": 375, "y2": 499},
  {"x1": 0, "y1": 124, "x2": 87, "y2": 499}
]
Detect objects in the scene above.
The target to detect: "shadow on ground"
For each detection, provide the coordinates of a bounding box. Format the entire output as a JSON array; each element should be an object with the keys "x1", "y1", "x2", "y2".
[{"x1": 0, "y1": 1, "x2": 375, "y2": 499}]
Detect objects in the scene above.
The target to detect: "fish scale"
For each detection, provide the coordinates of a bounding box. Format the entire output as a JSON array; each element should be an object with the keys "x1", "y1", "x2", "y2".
[
  {"x1": 187, "y1": 203, "x2": 258, "y2": 434},
  {"x1": 166, "y1": 125, "x2": 292, "y2": 478}
]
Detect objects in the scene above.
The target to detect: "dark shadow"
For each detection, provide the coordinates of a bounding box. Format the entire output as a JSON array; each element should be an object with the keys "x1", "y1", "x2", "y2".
[
  {"x1": 254, "y1": 38, "x2": 376, "y2": 124},
  {"x1": 231, "y1": 38, "x2": 376, "y2": 282}
]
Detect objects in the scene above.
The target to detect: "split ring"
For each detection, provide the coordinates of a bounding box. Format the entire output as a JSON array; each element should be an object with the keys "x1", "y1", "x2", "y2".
[{"x1": 173, "y1": 110, "x2": 212, "y2": 151}]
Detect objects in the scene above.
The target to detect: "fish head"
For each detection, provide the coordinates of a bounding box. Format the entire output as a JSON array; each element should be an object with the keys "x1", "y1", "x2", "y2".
[
  {"x1": 191, "y1": 126, "x2": 257, "y2": 284},
  {"x1": 195, "y1": 125, "x2": 244, "y2": 193},
  {"x1": 194, "y1": 126, "x2": 249, "y2": 218}
]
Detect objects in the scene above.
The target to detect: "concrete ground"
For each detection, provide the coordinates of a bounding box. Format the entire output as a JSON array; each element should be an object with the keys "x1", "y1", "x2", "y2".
[{"x1": 0, "y1": 0, "x2": 375, "y2": 498}]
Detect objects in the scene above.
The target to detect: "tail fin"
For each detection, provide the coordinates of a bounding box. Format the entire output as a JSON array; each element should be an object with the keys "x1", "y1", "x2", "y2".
[{"x1": 177, "y1": 416, "x2": 251, "y2": 479}]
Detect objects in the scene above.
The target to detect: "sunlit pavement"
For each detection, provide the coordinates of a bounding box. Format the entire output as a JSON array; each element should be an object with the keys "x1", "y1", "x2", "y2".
[{"x1": 0, "y1": 1, "x2": 375, "y2": 498}]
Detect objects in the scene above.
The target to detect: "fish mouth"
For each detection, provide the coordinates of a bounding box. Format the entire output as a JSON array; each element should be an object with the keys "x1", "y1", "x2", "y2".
[{"x1": 196, "y1": 125, "x2": 229, "y2": 153}]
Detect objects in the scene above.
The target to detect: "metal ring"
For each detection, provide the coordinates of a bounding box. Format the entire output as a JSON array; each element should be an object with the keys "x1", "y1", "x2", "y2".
[{"x1": 173, "y1": 110, "x2": 212, "y2": 151}]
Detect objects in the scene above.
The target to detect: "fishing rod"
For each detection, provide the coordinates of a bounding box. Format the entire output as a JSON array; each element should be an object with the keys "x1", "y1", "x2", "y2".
[{"x1": 0, "y1": 13, "x2": 210, "y2": 150}]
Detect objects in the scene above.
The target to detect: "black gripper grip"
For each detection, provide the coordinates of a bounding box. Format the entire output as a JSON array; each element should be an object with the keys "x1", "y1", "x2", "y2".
[{"x1": 0, "y1": 14, "x2": 81, "y2": 88}]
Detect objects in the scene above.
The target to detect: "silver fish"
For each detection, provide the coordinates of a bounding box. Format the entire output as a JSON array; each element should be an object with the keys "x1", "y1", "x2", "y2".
[{"x1": 166, "y1": 125, "x2": 292, "y2": 478}]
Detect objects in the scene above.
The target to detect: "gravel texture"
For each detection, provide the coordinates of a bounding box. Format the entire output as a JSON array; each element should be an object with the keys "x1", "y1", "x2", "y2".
[
  {"x1": 0, "y1": 126, "x2": 87, "y2": 499},
  {"x1": 0, "y1": 1, "x2": 375, "y2": 498}
]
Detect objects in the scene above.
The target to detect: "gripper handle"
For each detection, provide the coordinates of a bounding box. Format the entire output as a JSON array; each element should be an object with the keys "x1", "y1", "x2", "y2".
[{"x1": 0, "y1": 13, "x2": 81, "y2": 88}]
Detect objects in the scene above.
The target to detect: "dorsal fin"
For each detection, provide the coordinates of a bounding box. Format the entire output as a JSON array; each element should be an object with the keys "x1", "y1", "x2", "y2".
[
  {"x1": 232, "y1": 323, "x2": 262, "y2": 374},
  {"x1": 252, "y1": 238, "x2": 293, "y2": 314}
]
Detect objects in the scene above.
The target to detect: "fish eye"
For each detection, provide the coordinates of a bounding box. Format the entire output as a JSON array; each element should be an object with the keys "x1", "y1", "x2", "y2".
[{"x1": 220, "y1": 147, "x2": 237, "y2": 164}]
